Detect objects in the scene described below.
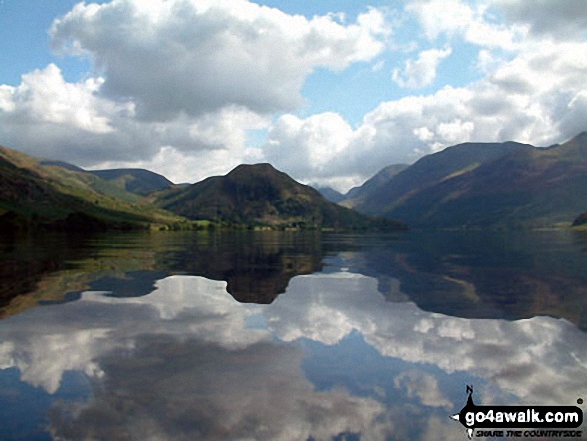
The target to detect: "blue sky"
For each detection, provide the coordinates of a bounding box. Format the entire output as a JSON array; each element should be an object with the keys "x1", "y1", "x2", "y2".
[{"x1": 1, "y1": 0, "x2": 586, "y2": 191}]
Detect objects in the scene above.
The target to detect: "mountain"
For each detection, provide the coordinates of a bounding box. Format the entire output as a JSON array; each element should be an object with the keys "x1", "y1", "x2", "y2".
[
  {"x1": 354, "y1": 141, "x2": 528, "y2": 217},
  {"x1": 155, "y1": 163, "x2": 405, "y2": 230},
  {"x1": 315, "y1": 186, "x2": 344, "y2": 203},
  {"x1": 0, "y1": 145, "x2": 188, "y2": 232},
  {"x1": 356, "y1": 133, "x2": 587, "y2": 228},
  {"x1": 41, "y1": 161, "x2": 175, "y2": 196},
  {"x1": 40, "y1": 160, "x2": 86, "y2": 173},
  {"x1": 87, "y1": 168, "x2": 175, "y2": 196},
  {"x1": 343, "y1": 163, "x2": 409, "y2": 207}
]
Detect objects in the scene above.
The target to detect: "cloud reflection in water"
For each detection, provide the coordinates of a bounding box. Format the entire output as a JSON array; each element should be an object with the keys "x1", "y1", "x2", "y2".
[{"x1": 0, "y1": 271, "x2": 585, "y2": 440}]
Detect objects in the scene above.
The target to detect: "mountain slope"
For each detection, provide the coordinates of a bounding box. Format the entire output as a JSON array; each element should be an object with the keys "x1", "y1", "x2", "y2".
[
  {"x1": 41, "y1": 161, "x2": 175, "y2": 196},
  {"x1": 88, "y1": 168, "x2": 175, "y2": 196},
  {"x1": 155, "y1": 163, "x2": 405, "y2": 230},
  {"x1": 343, "y1": 163, "x2": 409, "y2": 207},
  {"x1": 355, "y1": 141, "x2": 529, "y2": 216},
  {"x1": 315, "y1": 186, "x2": 344, "y2": 203},
  {"x1": 0, "y1": 145, "x2": 188, "y2": 232},
  {"x1": 370, "y1": 133, "x2": 587, "y2": 228}
]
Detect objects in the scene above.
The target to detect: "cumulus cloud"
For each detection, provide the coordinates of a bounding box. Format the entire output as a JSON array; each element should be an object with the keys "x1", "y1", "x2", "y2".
[
  {"x1": 2, "y1": 0, "x2": 586, "y2": 191},
  {"x1": 393, "y1": 46, "x2": 453, "y2": 89},
  {"x1": 407, "y1": 0, "x2": 519, "y2": 49},
  {"x1": 0, "y1": 0, "x2": 392, "y2": 182},
  {"x1": 49, "y1": 0, "x2": 388, "y2": 121},
  {"x1": 496, "y1": 0, "x2": 587, "y2": 40},
  {"x1": 0, "y1": 63, "x2": 268, "y2": 181},
  {"x1": 263, "y1": 34, "x2": 587, "y2": 191}
]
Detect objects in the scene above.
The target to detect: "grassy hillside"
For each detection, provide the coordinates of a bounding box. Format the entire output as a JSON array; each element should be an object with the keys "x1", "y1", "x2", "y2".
[
  {"x1": 88, "y1": 168, "x2": 175, "y2": 196},
  {"x1": 0, "y1": 145, "x2": 190, "y2": 232},
  {"x1": 155, "y1": 163, "x2": 405, "y2": 231}
]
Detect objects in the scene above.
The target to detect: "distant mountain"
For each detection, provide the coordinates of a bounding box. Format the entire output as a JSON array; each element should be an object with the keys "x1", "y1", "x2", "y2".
[
  {"x1": 41, "y1": 161, "x2": 175, "y2": 196},
  {"x1": 155, "y1": 163, "x2": 405, "y2": 231},
  {"x1": 0, "y1": 145, "x2": 188, "y2": 232},
  {"x1": 343, "y1": 163, "x2": 409, "y2": 207},
  {"x1": 357, "y1": 133, "x2": 587, "y2": 228},
  {"x1": 315, "y1": 186, "x2": 344, "y2": 203},
  {"x1": 354, "y1": 141, "x2": 528, "y2": 217},
  {"x1": 88, "y1": 168, "x2": 175, "y2": 196}
]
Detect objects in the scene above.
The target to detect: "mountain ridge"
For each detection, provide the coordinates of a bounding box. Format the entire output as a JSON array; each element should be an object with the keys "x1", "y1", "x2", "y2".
[
  {"x1": 353, "y1": 133, "x2": 587, "y2": 228},
  {"x1": 155, "y1": 163, "x2": 405, "y2": 231}
]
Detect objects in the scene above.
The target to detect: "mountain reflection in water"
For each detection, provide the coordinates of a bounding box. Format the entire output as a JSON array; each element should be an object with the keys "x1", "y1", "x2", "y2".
[{"x1": 0, "y1": 230, "x2": 586, "y2": 440}]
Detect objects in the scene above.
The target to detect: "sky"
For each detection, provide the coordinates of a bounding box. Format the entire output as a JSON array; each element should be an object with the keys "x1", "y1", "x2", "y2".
[{"x1": 1, "y1": 0, "x2": 586, "y2": 191}]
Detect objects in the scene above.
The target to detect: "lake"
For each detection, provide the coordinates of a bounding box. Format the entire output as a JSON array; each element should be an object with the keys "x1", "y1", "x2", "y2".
[{"x1": 0, "y1": 229, "x2": 586, "y2": 440}]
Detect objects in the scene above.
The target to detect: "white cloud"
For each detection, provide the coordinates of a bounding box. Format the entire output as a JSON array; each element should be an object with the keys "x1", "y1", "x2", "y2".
[
  {"x1": 495, "y1": 0, "x2": 587, "y2": 40},
  {"x1": 407, "y1": 0, "x2": 519, "y2": 50},
  {"x1": 406, "y1": 0, "x2": 474, "y2": 41},
  {"x1": 393, "y1": 47, "x2": 453, "y2": 89},
  {"x1": 0, "y1": 0, "x2": 392, "y2": 182},
  {"x1": 262, "y1": 32, "x2": 587, "y2": 192},
  {"x1": 0, "y1": 64, "x2": 117, "y2": 135},
  {"x1": 1, "y1": 0, "x2": 586, "y2": 192},
  {"x1": 0, "y1": 63, "x2": 269, "y2": 181},
  {"x1": 50, "y1": 0, "x2": 388, "y2": 121}
]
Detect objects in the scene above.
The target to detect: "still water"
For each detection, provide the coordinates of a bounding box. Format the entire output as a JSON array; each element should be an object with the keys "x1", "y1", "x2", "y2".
[{"x1": 0, "y1": 230, "x2": 586, "y2": 440}]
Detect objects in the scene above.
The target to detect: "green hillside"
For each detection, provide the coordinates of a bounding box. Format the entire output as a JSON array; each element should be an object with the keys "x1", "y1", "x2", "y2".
[
  {"x1": 87, "y1": 168, "x2": 175, "y2": 196},
  {"x1": 155, "y1": 163, "x2": 405, "y2": 231},
  {"x1": 0, "y1": 145, "x2": 189, "y2": 232}
]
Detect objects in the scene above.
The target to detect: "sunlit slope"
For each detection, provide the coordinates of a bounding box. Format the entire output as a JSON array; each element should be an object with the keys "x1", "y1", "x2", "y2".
[{"x1": 0, "y1": 145, "x2": 188, "y2": 231}]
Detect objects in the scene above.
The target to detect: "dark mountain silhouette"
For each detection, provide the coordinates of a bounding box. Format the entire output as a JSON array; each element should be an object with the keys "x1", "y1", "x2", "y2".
[
  {"x1": 354, "y1": 133, "x2": 587, "y2": 228},
  {"x1": 155, "y1": 163, "x2": 405, "y2": 230},
  {"x1": 353, "y1": 141, "x2": 528, "y2": 217},
  {"x1": 573, "y1": 212, "x2": 587, "y2": 226}
]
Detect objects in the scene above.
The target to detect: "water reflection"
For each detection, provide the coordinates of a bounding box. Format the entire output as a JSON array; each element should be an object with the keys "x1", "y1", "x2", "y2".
[
  {"x1": 338, "y1": 230, "x2": 587, "y2": 329},
  {"x1": 2, "y1": 230, "x2": 587, "y2": 328},
  {"x1": 160, "y1": 232, "x2": 325, "y2": 303},
  {"x1": 1, "y1": 230, "x2": 587, "y2": 439},
  {"x1": 0, "y1": 273, "x2": 585, "y2": 440}
]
